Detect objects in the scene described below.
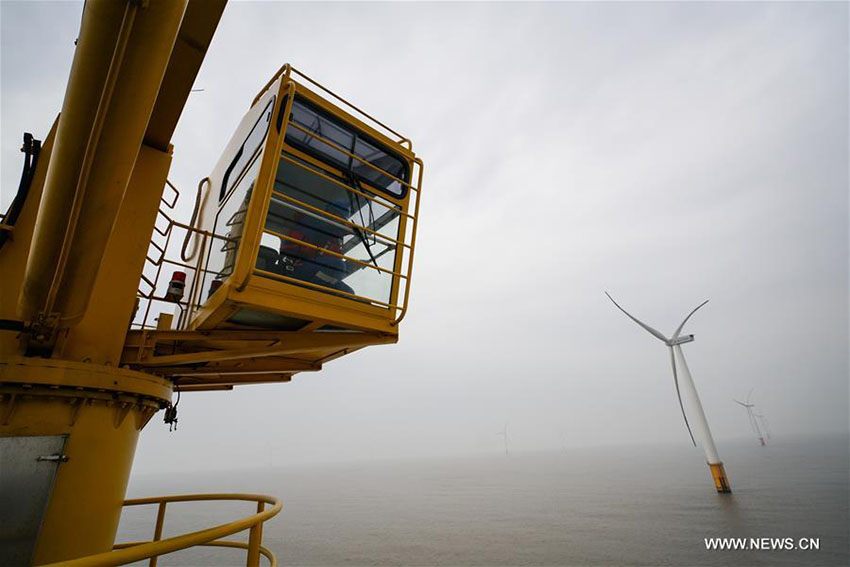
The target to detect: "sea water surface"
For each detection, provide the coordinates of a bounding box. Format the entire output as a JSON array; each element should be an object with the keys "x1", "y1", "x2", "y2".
[{"x1": 118, "y1": 435, "x2": 848, "y2": 566}]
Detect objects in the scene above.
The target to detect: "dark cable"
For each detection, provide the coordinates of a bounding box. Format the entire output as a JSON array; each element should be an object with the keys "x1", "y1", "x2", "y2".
[
  {"x1": 0, "y1": 319, "x2": 26, "y2": 332},
  {"x1": 344, "y1": 172, "x2": 379, "y2": 269},
  {"x1": 164, "y1": 385, "x2": 180, "y2": 431},
  {"x1": 0, "y1": 133, "x2": 41, "y2": 250}
]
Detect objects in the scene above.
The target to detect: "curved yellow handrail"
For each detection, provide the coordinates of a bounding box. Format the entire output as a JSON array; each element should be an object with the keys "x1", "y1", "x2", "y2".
[
  {"x1": 39, "y1": 493, "x2": 281, "y2": 567},
  {"x1": 114, "y1": 540, "x2": 277, "y2": 567}
]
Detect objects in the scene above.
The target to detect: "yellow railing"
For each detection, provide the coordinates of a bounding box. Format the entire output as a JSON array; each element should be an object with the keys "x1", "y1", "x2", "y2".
[
  {"x1": 133, "y1": 180, "x2": 234, "y2": 331},
  {"x1": 135, "y1": 71, "x2": 423, "y2": 331},
  {"x1": 262, "y1": 86, "x2": 423, "y2": 324},
  {"x1": 40, "y1": 493, "x2": 281, "y2": 567},
  {"x1": 252, "y1": 64, "x2": 412, "y2": 150}
]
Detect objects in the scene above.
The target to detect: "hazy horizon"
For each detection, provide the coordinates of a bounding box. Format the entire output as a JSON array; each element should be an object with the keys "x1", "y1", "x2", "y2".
[
  {"x1": 2, "y1": 1, "x2": 847, "y2": 475},
  {"x1": 124, "y1": 430, "x2": 850, "y2": 476}
]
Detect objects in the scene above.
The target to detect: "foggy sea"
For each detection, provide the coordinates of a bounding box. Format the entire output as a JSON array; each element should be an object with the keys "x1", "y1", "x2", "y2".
[{"x1": 118, "y1": 435, "x2": 849, "y2": 567}]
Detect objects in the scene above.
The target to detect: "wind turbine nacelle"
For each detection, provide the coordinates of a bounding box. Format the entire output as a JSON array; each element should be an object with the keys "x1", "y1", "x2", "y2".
[{"x1": 668, "y1": 334, "x2": 694, "y2": 346}]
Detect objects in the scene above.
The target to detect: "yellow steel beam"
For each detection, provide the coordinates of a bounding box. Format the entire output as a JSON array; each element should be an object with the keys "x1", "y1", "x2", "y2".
[
  {"x1": 48, "y1": 0, "x2": 189, "y2": 329},
  {"x1": 59, "y1": 144, "x2": 173, "y2": 363},
  {"x1": 144, "y1": 0, "x2": 227, "y2": 152},
  {"x1": 18, "y1": 0, "x2": 129, "y2": 322},
  {"x1": 19, "y1": 0, "x2": 188, "y2": 332},
  {"x1": 125, "y1": 329, "x2": 354, "y2": 344},
  {"x1": 174, "y1": 384, "x2": 234, "y2": 392},
  {"x1": 152, "y1": 358, "x2": 320, "y2": 376},
  {"x1": 316, "y1": 345, "x2": 366, "y2": 366},
  {"x1": 0, "y1": 356, "x2": 172, "y2": 401},
  {"x1": 176, "y1": 373, "x2": 294, "y2": 387},
  {"x1": 134, "y1": 332, "x2": 396, "y2": 366}
]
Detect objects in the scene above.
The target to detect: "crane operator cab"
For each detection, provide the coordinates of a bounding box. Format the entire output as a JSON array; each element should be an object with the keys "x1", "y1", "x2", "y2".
[{"x1": 187, "y1": 66, "x2": 422, "y2": 335}]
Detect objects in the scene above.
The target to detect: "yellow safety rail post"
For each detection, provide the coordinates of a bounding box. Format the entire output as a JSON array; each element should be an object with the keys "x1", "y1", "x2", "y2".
[{"x1": 150, "y1": 501, "x2": 167, "y2": 567}]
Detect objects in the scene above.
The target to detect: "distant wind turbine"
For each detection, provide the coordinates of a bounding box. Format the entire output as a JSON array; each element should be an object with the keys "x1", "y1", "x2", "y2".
[
  {"x1": 754, "y1": 412, "x2": 772, "y2": 440},
  {"x1": 496, "y1": 422, "x2": 509, "y2": 456},
  {"x1": 734, "y1": 391, "x2": 766, "y2": 446},
  {"x1": 606, "y1": 292, "x2": 731, "y2": 493}
]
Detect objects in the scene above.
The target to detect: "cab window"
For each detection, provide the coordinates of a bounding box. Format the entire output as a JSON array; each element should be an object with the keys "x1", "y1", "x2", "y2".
[{"x1": 285, "y1": 98, "x2": 408, "y2": 198}]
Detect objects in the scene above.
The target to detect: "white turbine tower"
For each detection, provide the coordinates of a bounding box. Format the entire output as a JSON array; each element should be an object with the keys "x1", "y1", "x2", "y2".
[
  {"x1": 734, "y1": 391, "x2": 766, "y2": 446},
  {"x1": 754, "y1": 412, "x2": 772, "y2": 441},
  {"x1": 606, "y1": 292, "x2": 731, "y2": 493}
]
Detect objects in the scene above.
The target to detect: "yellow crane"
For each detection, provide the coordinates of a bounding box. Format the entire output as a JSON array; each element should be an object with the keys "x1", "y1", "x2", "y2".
[{"x1": 0, "y1": 1, "x2": 423, "y2": 565}]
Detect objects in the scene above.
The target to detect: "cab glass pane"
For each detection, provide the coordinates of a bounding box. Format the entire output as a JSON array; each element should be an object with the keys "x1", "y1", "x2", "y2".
[
  {"x1": 255, "y1": 154, "x2": 401, "y2": 306},
  {"x1": 220, "y1": 97, "x2": 274, "y2": 202},
  {"x1": 203, "y1": 156, "x2": 263, "y2": 301},
  {"x1": 284, "y1": 99, "x2": 408, "y2": 198}
]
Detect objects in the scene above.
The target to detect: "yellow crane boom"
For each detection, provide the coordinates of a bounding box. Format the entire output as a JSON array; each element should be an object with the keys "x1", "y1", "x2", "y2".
[{"x1": 0, "y1": 1, "x2": 422, "y2": 564}]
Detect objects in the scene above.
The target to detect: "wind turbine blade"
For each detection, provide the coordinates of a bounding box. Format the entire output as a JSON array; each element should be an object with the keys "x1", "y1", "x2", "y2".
[
  {"x1": 605, "y1": 292, "x2": 669, "y2": 342},
  {"x1": 751, "y1": 415, "x2": 761, "y2": 437},
  {"x1": 670, "y1": 347, "x2": 696, "y2": 446},
  {"x1": 733, "y1": 399, "x2": 749, "y2": 407},
  {"x1": 758, "y1": 415, "x2": 771, "y2": 439},
  {"x1": 672, "y1": 300, "x2": 709, "y2": 340},
  {"x1": 746, "y1": 407, "x2": 761, "y2": 435}
]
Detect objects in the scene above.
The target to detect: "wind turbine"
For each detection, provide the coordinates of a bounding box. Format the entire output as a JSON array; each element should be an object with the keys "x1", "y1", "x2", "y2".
[
  {"x1": 754, "y1": 412, "x2": 772, "y2": 441},
  {"x1": 734, "y1": 391, "x2": 766, "y2": 446},
  {"x1": 496, "y1": 422, "x2": 509, "y2": 456},
  {"x1": 606, "y1": 292, "x2": 731, "y2": 493}
]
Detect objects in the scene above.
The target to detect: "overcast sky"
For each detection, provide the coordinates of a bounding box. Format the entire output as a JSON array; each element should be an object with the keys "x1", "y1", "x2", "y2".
[{"x1": 1, "y1": 1, "x2": 847, "y2": 474}]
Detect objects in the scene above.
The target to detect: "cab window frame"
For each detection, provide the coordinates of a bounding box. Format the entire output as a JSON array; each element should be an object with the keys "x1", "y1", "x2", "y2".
[
  {"x1": 220, "y1": 96, "x2": 276, "y2": 203},
  {"x1": 282, "y1": 96, "x2": 410, "y2": 200}
]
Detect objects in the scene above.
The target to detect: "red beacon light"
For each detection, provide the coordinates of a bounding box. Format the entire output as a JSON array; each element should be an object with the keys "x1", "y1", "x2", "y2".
[{"x1": 165, "y1": 270, "x2": 186, "y2": 302}]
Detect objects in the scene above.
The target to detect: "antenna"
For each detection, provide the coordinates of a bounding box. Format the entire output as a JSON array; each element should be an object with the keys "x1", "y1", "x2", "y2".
[
  {"x1": 496, "y1": 422, "x2": 509, "y2": 456},
  {"x1": 606, "y1": 292, "x2": 731, "y2": 493}
]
